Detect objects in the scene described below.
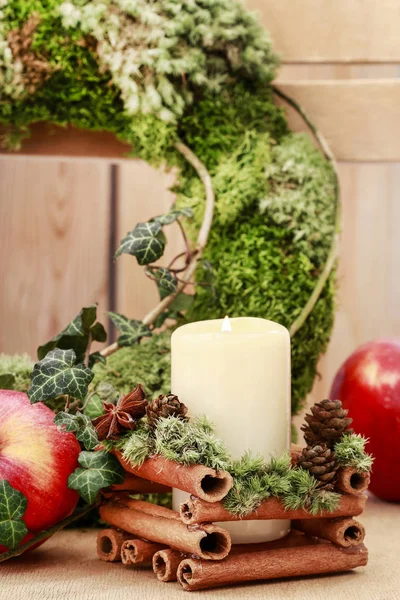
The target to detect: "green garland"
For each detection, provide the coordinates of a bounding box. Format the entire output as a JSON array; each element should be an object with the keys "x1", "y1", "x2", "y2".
[
  {"x1": 0, "y1": 0, "x2": 338, "y2": 413},
  {"x1": 103, "y1": 415, "x2": 373, "y2": 518}
]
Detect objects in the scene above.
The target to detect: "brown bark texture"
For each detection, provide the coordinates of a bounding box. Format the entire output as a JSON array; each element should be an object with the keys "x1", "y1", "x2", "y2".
[
  {"x1": 99, "y1": 502, "x2": 231, "y2": 560},
  {"x1": 153, "y1": 549, "x2": 185, "y2": 582},
  {"x1": 96, "y1": 529, "x2": 131, "y2": 562},
  {"x1": 121, "y1": 539, "x2": 167, "y2": 566},
  {"x1": 336, "y1": 467, "x2": 370, "y2": 495},
  {"x1": 113, "y1": 451, "x2": 233, "y2": 502},
  {"x1": 180, "y1": 494, "x2": 367, "y2": 525},
  {"x1": 177, "y1": 541, "x2": 368, "y2": 591},
  {"x1": 293, "y1": 517, "x2": 366, "y2": 547},
  {"x1": 108, "y1": 473, "x2": 171, "y2": 494}
]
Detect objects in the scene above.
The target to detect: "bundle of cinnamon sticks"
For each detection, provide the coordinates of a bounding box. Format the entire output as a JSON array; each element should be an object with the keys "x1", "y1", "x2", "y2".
[{"x1": 97, "y1": 447, "x2": 369, "y2": 591}]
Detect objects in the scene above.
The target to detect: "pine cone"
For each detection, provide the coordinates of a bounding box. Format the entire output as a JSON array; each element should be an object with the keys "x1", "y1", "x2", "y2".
[
  {"x1": 146, "y1": 394, "x2": 188, "y2": 429},
  {"x1": 298, "y1": 444, "x2": 338, "y2": 489},
  {"x1": 301, "y1": 399, "x2": 353, "y2": 448}
]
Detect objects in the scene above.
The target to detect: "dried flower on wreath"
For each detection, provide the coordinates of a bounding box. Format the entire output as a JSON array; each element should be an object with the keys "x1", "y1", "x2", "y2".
[
  {"x1": 146, "y1": 393, "x2": 188, "y2": 430},
  {"x1": 92, "y1": 384, "x2": 147, "y2": 440},
  {"x1": 7, "y1": 12, "x2": 54, "y2": 95}
]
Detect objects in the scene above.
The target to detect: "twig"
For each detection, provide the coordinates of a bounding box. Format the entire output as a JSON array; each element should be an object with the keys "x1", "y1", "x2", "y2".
[
  {"x1": 63, "y1": 394, "x2": 71, "y2": 412},
  {"x1": 272, "y1": 86, "x2": 342, "y2": 337},
  {"x1": 79, "y1": 389, "x2": 97, "y2": 413},
  {"x1": 167, "y1": 250, "x2": 187, "y2": 270},
  {"x1": 101, "y1": 141, "x2": 214, "y2": 359},
  {"x1": 175, "y1": 218, "x2": 191, "y2": 263},
  {"x1": 84, "y1": 331, "x2": 92, "y2": 367},
  {"x1": 0, "y1": 503, "x2": 96, "y2": 563}
]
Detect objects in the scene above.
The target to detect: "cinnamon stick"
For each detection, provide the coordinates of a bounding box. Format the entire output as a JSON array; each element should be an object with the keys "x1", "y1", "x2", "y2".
[
  {"x1": 108, "y1": 473, "x2": 171, "y2": 494},
  {"x1": 99, "y1": 502, "x2": 231, "y2": 560},
  {"x1": 180, "y1": 493, "x2": 367, "y2": 525},
  {"x1": 293, "y1": 517, "x2": 366, "y2": 548},
  {"x1": 153, "y1": 549, "x2": 185, "y2": 582},
  {"x1": 114, "y1": 451, "x2": 233, "y2": 502},
  {"x1": 177, "y1": 541, "x2": 368, "y2": 591},
  {"x1": 121, "y1": 539, "x2": 167, "y2": 566},
  {"x1": 336, "y1": 467, "x2": 370, "y2": 495},
  {"x1": 111, "y1": 495, "x2": 180, "y2": 520},
  {"x1": 96, "y1": 528, "x2": 131, "y2": 562}
]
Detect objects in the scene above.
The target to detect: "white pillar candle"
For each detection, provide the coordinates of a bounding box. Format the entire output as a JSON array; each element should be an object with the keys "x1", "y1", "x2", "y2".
[{"x1": 171, "y1": 316, "x2": 291, "y2": 544}]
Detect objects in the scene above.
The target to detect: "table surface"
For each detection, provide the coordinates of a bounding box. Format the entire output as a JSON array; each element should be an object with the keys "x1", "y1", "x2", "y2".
[{"x1": 1, "y1": 494, "x2": 399, "y2": 600}]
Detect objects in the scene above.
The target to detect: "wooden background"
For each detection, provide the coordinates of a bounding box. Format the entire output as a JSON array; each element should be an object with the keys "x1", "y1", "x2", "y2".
[{"x1": 1, "y1": 0, "x2": 400, "y2": 411}]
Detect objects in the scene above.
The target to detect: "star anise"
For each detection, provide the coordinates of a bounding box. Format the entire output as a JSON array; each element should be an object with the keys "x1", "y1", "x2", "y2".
[{"x1": 92, "y1": 384, "x2": 147, "y2": 440}]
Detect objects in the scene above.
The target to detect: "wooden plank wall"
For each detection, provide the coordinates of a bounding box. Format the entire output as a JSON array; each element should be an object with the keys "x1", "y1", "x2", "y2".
[
  {"x1": 0, "y1": 159, "x2": 111, "y2": 356},
  {"x1": 1, "y1": 2, "x2": 399, "y2": 416}
]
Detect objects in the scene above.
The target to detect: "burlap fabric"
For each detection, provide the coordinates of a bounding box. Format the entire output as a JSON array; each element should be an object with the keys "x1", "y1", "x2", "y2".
[{"x1": 1, "y1": 494, "x2": 399, "y2": 599}]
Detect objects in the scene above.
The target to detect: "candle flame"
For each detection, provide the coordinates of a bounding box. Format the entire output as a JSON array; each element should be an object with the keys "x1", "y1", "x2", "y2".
[{"x1": 221, "y1": 315, "x2": 232, "y2": 332}]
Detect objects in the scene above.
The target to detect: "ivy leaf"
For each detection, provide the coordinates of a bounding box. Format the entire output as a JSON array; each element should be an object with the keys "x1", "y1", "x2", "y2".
[
  {"x1": 0, "y1": 373, "x2": 15, "y2": 390},
  {"x1": 95, "y1": 381, "x2": 119, "y2": 403},
  {"x1": 68, "y1": 451, "x2": 124, "y2": 504},
  {"x1": 151, "y1": 267, "x2": 178, "y2": 299},
  {"x1": 0, "y1": 480, "x2": 28, "y2": 550},
  {"x1": 88, "y1": 351, "x2": 106, "y2": 369},
  {"x1": 83, "y1": 394, "x2": 105, "y2": 419},
  {"x1": 28, "y1": 349, "x2": 94, "y2": 404},
  {"x1": 89, "y1": 322, "x2": 107, "y2": 343},
  {"x1": 83, "y1": 382, "x2": 118, "y2": 419},
  {"x1": 115, "y1": 221, "x2": 166, "y2": 265},
  {"x1": 153, "y1": 207, "x2": 193, "y2": 226},
  {"x1": 37, "y1": 305, "x2": 107, "y2": 362},
  {"x1": 108, "y1": 312, "x2": 152, "y2": 347},
  {"x1": 169, "y1": 293, "x2": 194, "y2": 312},
  {"x1": 54, "y1": 412, "x2": 98, "y2": 451}
]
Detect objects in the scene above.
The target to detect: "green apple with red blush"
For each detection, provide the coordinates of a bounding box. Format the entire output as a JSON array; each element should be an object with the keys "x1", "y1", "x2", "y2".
[
  {"x1": 330, "y1": 339, "x2": 400, "y2": 502},
  {"x1": 0, "y1": 390, "x2": 81, "y2": 553}
]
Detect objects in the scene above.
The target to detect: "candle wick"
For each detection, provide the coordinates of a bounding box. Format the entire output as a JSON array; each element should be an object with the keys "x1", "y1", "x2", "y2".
[{"x1": 221, "y1": 316, "x2": 232, "y2": 332}]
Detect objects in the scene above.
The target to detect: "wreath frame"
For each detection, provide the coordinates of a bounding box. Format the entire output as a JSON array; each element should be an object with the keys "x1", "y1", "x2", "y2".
[{"x1": 0, "y1": 0, "x2": 340, "y2": 413}]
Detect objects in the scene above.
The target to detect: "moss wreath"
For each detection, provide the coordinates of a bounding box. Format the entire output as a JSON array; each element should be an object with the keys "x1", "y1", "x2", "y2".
[{"x1": 0, "y1": 0, "x2": 340, "y2": 415}]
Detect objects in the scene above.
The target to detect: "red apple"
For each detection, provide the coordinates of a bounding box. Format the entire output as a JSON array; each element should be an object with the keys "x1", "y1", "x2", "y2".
[
  {"x1": 0, "y1": 390, "x2": 81, "y2": 553},
  {"x1": 330, "y1": 339, "x2": 400, "y2": 502}
]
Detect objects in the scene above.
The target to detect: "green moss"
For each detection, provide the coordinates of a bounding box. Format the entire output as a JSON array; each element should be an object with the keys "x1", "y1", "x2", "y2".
[
  {"x1": 1, "y1": 2, "x2": 338, "y2": 414},
  {"x1": 224, "y1": 452, "x2": 340, "y2": 517},
  {"x1": 175, "y1": 126, "x2": 337, "y2": 413},
  {"x1": 92, "y1": 331, "x2": 171, "y2": 398},
  {"x1": 334, "y1": 433, "x2": 374, "y2": 472},
  {"x1": 153, "y1": 415, "x2": 231, "y2": 470},
  {"x1": 178, "y1": 82, "x2": 288, "y2": 170},
  {"x1": 113, "y1": 416, "x2": 341, "y2": 517},
  {"x1": 261, "y1": 134, "x2": 338, "y2": 267},
  {"x1": 0, "y1": 353, "x2": 34, "y2": 392}
]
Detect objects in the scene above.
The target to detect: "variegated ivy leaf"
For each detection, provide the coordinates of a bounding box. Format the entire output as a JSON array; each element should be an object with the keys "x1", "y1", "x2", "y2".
[
  {"x1": 54, "y1": 412, "x2": 98, "y2": 451},
  {"x1": 153, "y1": 207, "x2": 193, "y2": 226},
  {"x1": 38, "y1": 305, "x2": 107, "y2": 362},
  {"x1": 88, "y1": 351, "x2": 106, "y2": 369},
  {"x1": 115, "y1": 221, "x2": 166, "y2": 266},
  {"x1": 68, "y1": 451, "x2": 124, "y2": 504},
  {"x1": 151, "y1": 267, "x2": 178, "y2": 299},
  {"x1": 0, "y1": 480, "x2": 28, "y2": 550},
  {"x1": 28, "y1": 349, "x2": 94, "y2": 404},
  {"x1": 108, "y1": 312, "x2": 152, "y2": 347},
  {"x1": 83, "y1": 394, "x2": 105, "y2": 419},
  {"x1": 95, "y1": 381, "x2": 119, "y2": 403},
  {"x1": 83, "y1": 382, "x2": 118, "y2": 419}
]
